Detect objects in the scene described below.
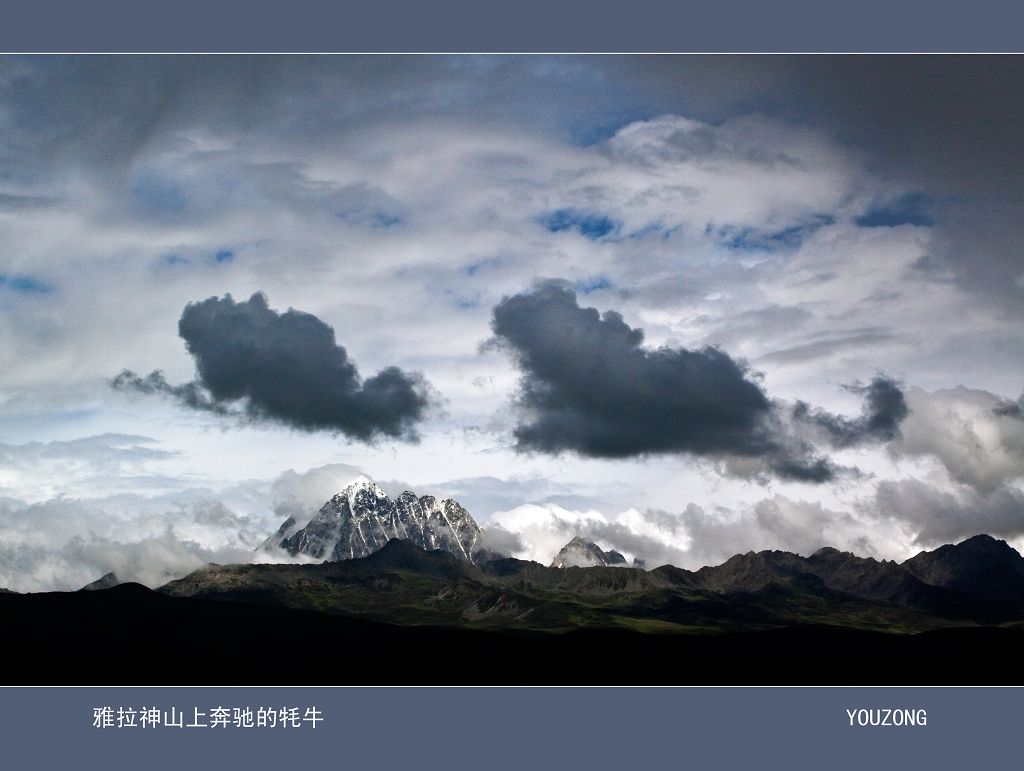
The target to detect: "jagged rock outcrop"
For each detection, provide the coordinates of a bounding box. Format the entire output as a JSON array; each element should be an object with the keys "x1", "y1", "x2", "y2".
[
  {"x1": 550, "y1": 536, "x2": 628, "y2": 568},
  {"x1": 271, "y1": 475, "x2": 487, "y2": 563}
]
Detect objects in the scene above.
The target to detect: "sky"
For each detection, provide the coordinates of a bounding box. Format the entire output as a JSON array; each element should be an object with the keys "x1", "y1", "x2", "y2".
[{"x1": 1, "y1": 55, "x2": 1022, "y2": 591}]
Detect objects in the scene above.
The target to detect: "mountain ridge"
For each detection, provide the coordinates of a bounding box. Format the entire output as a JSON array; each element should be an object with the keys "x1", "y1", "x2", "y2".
[{"x1": 156, "y1": 533, "x2": 1024, "y2": 633}]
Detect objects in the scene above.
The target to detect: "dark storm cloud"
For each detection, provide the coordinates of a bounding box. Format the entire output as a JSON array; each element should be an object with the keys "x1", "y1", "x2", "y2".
[
  {"x1": 993, "y1": 398, "x2": 1024, "y2": 421},
  {"x1": 764, "y1": 456, "x2": 837, "y2": 484},
  {"x1": 489, "y1": 282, "x2": 837, "y2": 481},
  {"x1": 111, "y1": 370, "x2": 235, "y2": 417},
  {"x1": 793, "y1": 376, "x2": 909, "y2": 448},
  {"x1": 490, "y1": 281, "x2": 772, "y2": 458},
  {"x1": 114, "y1": 292, "x2": 435, "y2": 442}
]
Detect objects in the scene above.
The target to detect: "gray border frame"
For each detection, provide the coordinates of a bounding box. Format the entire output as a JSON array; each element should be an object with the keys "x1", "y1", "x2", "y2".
[{"x1": 1, "y1": 2, "x2": 1022, "y2": 766}]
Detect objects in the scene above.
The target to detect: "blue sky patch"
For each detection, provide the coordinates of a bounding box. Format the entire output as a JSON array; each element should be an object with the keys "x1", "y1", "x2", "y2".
[
  {"x1": 130, "y1": 172, "x2": 187, "y2": 218},
  {"x1": 575, "y1": 275, "x2": 614, "y2": 294},
  {"x1": 855, "y1": 193, "x2": 935, "y2": 228},
  {"x1": 569, "y1": 108, "x2": 658, "y2": 147},
  {"x1": 331, "y1": 184, "x2": 407, "y2": 230},
  {"x1": 0, "y1": 273, "x2": 52, "y2": 294},
  {"x1": 442, "y1": 287, "x2": 482, "y2": 309},
  {"x1": 462, "y1": 256, "x2": 503, "y2": 277},
  {"x1": 628, "y1": 222, "x2": 683, "y2": 241},
  {"x1": 335, "y1": 209, "x2": 405, "y2": 229},
  {"x1": 160, "y1": 248, "x2": 239, "y2": 268},
  {"x1": 541, "y1": 209, "x2": 618, "y2": 240},
  {"x1": 370, "y1": 212, "x2": 403, "y2": 228},
  {"x1": 719, "y1": 215, "x2": 835, "y2": 253}
]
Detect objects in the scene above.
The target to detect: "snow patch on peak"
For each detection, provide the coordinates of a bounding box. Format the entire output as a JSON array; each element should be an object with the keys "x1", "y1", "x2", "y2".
[
  {"x1": 551, "y1": 537, "x2": 629, "y2": 569},
  {"x1": 330, "y1": 474, "x2": 387, "y2": 505},
  {"x1": 274, "y1": 483, "x2": 487, "y2": 564}
]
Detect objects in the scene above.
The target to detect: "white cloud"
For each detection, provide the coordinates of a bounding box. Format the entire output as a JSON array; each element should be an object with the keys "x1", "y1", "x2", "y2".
[
  {"x1": 487, "y1": 503, "x2": 613, "y2": 565},
  {"x1": 268, "y1": 462, "x2": 368, "y2": 533},
  {"x1": 0, "y1": 433, "x2": 182, "y2": 501},
  {"x1": 485, "y1": 494, "x2": 901, "y2": 570},
  {"x1": 892, "y1": 387, "x2": 1024, "y2": 492},
  {"x1": 869, "y1": 477, "x2": 1024, "y2": 547},
  {"x1": 0, "y1": 494, "x2": 290, "y2": 592}
]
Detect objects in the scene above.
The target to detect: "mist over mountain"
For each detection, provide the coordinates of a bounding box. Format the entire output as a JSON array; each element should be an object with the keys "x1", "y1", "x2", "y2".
[
  {"x1": 550, "y1": 536, "x2": 628, "y2": 568},
  {"x1": 254, "y1": 479, "x2": 1024, "y2": 625},
  {"x1": 79, "y1": 572, "x2": 120, "y2": 591}
]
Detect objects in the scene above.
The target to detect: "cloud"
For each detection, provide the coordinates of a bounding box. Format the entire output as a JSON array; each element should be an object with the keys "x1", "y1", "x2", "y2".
[
  {"x1": 993, "y1": 396, "x2": 1024, "y2": 420},
  {"x1": 484, "y1": 503, "x2": 629, "y2": 566},
  {"x1": 792, "y1": 375, "x2": 909, "y2": 448},
  {"x1": 757, "y1": 330, "x2": 896, "y2": 366},
  {"x1": 477, "y1": 525, "x2": 526, "y2": 557},
  {"x1": 489, "y1": 282, "x2": 853, "y2": 481},
  {"x1": 486, "y1": 495, "x2": 885, "y2": 569},
  {"x1": 114, "y1": 292, "x2": 437, "y2": 442},
  {"x1": 0, "y1": 491, "x2": 312, "y2": 593},
  {"x1": 870, "y1": 478, "x2": 1024, "y2": 547},
  {"x1": 268, "y1": 462, "x2": 367, "y2": 534},
  {"x1": 490, "y1": 281, "x2": 772, "y2": 458},
  {"x1": 892, "y1": 387, "x2": 1024, "y2": 493},
  {"x1": 0, "y1": 434, "x2": 182, "y2": 501},
  {"x1": 0, "y1": 459, "x2": 429, "y2": 591},
  {"x1": 111, "y1": 370, "x2": 235, "y2": 416},
  {"x1": 0, "y1": 192, "x2": 57, "y2": 210},
  {"x1": 0, "y1": 433, "x2": 175, "y2": 467},
  {"x1": 626, "y1": 57, "x2": 1024, "y2": 312},
  {"x1": 401, "y1": 473, "x2": 584, "y2": 521}
]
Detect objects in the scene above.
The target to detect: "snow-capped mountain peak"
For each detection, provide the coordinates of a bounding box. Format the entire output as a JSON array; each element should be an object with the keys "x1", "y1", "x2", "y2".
[
  {"x1": 550, "y1": 536, "x2": 628, "y2": 569},
  {"x1": 271, "y1": 479, "x2": 486, "y2": 564},
  {"x1": 331, "y1": 474, "x2": 385, "y2": 502}
]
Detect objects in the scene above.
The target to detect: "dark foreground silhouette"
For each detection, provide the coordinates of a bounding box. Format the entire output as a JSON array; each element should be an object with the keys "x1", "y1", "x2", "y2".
[{"x1": 2, "y1": 584, "x2": 1022, "y2": 685}]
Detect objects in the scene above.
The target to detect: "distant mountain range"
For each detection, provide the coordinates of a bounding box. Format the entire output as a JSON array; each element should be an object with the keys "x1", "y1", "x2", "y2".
[
  {"x1": 50, "y1": 475, "x2": 1023, "y2": 634},
  {"x1": 249, "y1": 477, "x2": 1024, "y2": 629},
  {"x1": 3, "y1": 502, "x2": 1024, "y2": 684},
  {"x1": 4, "y1": 476, "x2": 1023, "y2": 684},
  {"x1": 155, "y1": 531, "x2": 1024, "y2": 634}
]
